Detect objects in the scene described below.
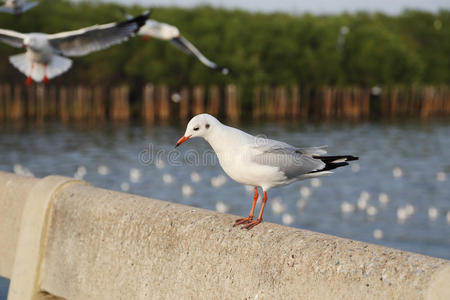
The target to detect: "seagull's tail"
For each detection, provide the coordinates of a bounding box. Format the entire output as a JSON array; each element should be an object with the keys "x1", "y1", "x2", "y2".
[
  {"x1": 311, "y1": 155, "x2": 359, "y2": 172},
  {"x1": 46, "y1": 55, "x2": 73, "y2": 80},
  {"x1": 9, "y1": 54, "x2": 72, "y2": 82}
]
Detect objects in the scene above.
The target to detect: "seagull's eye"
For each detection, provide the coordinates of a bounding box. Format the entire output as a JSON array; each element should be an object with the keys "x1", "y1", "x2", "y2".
[
  {"x1": 193, "y1": 127, "x2": 200, "y2": 131},
  {"x1": 206, "y1": 124, "x2": 210, "y2": 129}
]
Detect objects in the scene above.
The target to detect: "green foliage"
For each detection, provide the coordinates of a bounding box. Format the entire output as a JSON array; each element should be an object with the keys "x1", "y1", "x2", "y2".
[{"x1": 0, "y1": 0, "x2": 448, "y2": 87}]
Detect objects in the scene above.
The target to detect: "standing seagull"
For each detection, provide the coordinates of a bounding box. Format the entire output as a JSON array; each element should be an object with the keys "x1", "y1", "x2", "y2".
[
  {"x1": 176, "y1": 114, "x2": 358, "y2": 229},
  {"x1": 0, "y1": 12, "x2": 149, "y2": 84},
  {"x1": 0, "y1": 0, "x2": 37, "y2": 14},
  {"x1": 138, "y1": 19, "x2": 229, "y2": 75}
]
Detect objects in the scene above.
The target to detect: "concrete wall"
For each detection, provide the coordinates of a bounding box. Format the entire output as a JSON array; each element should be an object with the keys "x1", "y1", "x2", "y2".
[{"x1": 0, "y1": 171, "x2": 449, "y2": 299}]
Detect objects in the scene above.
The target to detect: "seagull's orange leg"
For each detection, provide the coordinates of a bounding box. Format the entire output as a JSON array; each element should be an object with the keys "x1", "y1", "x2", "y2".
[
  {"x1": 142, "y1": 35, "x2": 151, "y2": 41},
  {"x1": 243, "y1": 191, "x2": 267, "y2": 230},
  {"x1": 234, "y1": 187, "x2": 258, "y2": 226},
  {"x1": 26, "y1": 62, "x2": 34, "y2": 86},
  {"x1": 43, "y1": 64, "x2": 49, "y2": 84}
]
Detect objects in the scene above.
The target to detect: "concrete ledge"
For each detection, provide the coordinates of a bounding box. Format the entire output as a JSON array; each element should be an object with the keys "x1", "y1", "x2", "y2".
[
  {"x1": 0, "y1": 171, "x2": 449, "y2": 299},
  {"x1": 8, "y1": 175, "x2": 86, "y2": 300},
  {"x1": 0, "y1": 172, "x2": 39, "y2": 277}
]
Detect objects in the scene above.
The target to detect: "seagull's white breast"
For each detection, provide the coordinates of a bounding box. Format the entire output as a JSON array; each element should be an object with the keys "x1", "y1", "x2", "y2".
[
  {"x1": 26, "y1": 33, "x2": 53, "y2": 63},
  {"x1": 206, "y1": 127, "x2": 286, "y2": 190}
]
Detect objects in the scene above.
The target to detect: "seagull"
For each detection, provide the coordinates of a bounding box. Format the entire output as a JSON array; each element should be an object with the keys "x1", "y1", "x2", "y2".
[
  {"x1": 0, "y1": 0, "x2": 38, "y2": 15},
  {"x1": 176, "y1": 114, "x2": 358, "y2": 229},
  {"x1": 138, "y1": 19, "x2": 229, "y2": 75},
  {"x1": 0, "y1": 12, "x2": 149, "y2": 84}
]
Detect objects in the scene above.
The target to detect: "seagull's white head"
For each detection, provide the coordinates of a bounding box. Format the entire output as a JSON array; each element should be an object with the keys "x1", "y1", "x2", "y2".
[
  {"x1": 142, "y1": 20, "x2": 180, "y2": 39},
  {"x1": 175, "y1": 113, "x2": 221, "y2": 147}
]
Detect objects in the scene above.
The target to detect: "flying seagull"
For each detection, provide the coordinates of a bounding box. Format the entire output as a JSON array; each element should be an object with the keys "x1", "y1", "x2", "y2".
[
  {"x1": 176, "y1": 114, "x2": 359, "y2": 229},
  {"x1": 0, "y1": 0, "x2": 38, "y2": 15},
  {"x1": 138, "y1": 19, "x2": 229, "y2": 75},
  {"x1": 0, "y1": 12, "x2": 149, "y2": 84}
]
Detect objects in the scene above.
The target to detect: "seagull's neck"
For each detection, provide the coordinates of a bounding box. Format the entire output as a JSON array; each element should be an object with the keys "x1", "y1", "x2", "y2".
[{"x1": 204, "y1": 124, "x2": 253, "y2": 154}]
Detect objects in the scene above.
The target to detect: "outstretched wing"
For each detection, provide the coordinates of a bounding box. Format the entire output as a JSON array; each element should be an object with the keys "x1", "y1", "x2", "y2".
[
  {"x1": 20, "y1": 1, "x2": 38, "y2": 13},
  {"x1": 0, "y1": 28, "x2": 25, "y2": 48},
  {"x1": 48, "y1": 11, "x2": 149, "y2": 57},
  {"x1": 170, "y1": 36, "x2": 229, "y2": 74}
]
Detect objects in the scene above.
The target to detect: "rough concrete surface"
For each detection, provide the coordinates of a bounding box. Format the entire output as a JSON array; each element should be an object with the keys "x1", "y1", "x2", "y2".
[
  {"x1": 42, "y1": 186, "x2": 449, "y2": 299},
  {"x1": 0, "y1": 172, "x2": 38, "y2": 278},
  {"x1": 0, "y1": 172, "x2": 449, "y2": 299},
  {"x1": 8, "y1": 175, "x2": 84, "y2": 300}
]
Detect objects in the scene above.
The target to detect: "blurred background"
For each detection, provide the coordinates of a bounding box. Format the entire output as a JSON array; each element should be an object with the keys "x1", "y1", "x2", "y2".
[{"x1": 0, "y1": 0, "x2": 449, "y2": 297}]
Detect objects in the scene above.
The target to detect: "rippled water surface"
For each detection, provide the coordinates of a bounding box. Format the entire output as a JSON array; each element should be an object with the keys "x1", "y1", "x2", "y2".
[{"x1": 0, "y1": 120, "x2": 449, "y2": 295}]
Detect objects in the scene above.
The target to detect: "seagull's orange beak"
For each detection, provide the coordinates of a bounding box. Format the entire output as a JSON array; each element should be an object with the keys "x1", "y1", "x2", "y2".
[{"x1": 175, "y1": 135, "x2": 191, "y2": 148}]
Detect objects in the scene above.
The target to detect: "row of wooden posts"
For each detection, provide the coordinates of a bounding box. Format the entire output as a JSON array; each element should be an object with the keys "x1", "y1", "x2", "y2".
[{"x1": 0, "y1": 84, "x2": 449, "y2": 123}]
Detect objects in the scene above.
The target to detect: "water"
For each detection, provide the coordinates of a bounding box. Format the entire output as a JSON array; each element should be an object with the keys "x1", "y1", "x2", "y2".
[{"x1": 0, "y1": 120, "x2": 449, "y2": 296}]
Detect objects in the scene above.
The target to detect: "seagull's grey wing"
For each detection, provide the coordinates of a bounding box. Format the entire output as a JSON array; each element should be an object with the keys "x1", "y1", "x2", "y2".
[
  {"x1": 251, "y1": 139, "x2": 326, "y2": 179},
  {"x1": 169, "y1": 36, "x2": 193, "y2": 55},
  {"x1": 0, "y1": 28, "x2": 25, "y2": 48},
  {"x1": 0, "y1": 6, "x2": 15, "y2": 14},
  {"x1": 251, "y1": 137, "x2": 327, "y2": 155},
  {"x1": 48, "y1": 11, "x2": 149, "y2": 57},
  {"x1": 170, "y1": 36, "x2": 229, "y2": 74}
]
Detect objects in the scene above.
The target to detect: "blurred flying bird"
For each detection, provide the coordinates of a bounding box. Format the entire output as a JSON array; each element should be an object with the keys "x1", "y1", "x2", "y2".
[
  {"x1": 137, "y1": 18, "x2": 229, "y2": 74},
  {"x1": 176, "y1": 113, "x2": 358, "y2": 229},
  {"x1": 0, "y1": 0, "x2": 37, "y2": 14},
  {"x1": 0, "y1": 12, "x2": 149, "y2": 84}
]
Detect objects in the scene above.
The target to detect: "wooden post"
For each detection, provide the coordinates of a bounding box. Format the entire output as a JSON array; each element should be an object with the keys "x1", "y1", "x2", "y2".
[
  {"x1": 207, "y1": 85, "x2": 220, "y2": 117},
  {"x1": 157, "y1": 85, "x2": 169, "y2": 122},
  {"x1": 10, "y1": 85, "x2": 24, "y2": 120},
  {"x1": 120, "y1": 85, "x2": 130, "y2": 121},
  {"x1": 92, "y1": 86, "x2": 106, "y2": 122},
  {"x1": 110, "y1": 85, "x2": 130, "y2": 121},
  {"x1": 265, "y1": 86, "x2": 276, "y2": 119},
  {"x1": 0, "y1": 85, "x2": 4, "y2": 122},
  {"x1": 361, "y1": 88, "x2": 370, "y2": 119},
  {"x1": 73, "y1": 86, "x2": 83, "y2": 121},
  {"x1": 26, "y1": 86, "x2": 36, "y2": 121},
  {"x1": 35, "y1": 85, "x2": 46, "y2": 123},
  {"x1": 59, "y1": 87, "x2": 69, "y2": 122},
  {"x1": 192, "y1": 86, "x2": 204, "y2": 115},
  {"x1": 3, "y1": 84, "x2": 11, "y2": 121},
  {"x1": 299, "y1": 87, "x2": 309, "y2": 119},
  {"x1": 276, "y1": 86, "x2": 288, "y2": 118},
  {"x1": 322, "y1": 87, "x2": 333, "y2": 120},
  {"x1": 225, "y1": 84, "x2": 240, "y2": 122},
  {"x1": 252, "y1": 86, "x2": 261, "y2": 119},
  {"x1": 47, "y1": 86, "x2": 57, "y2": 120},
  {"x1": 142, "y1": 84, "x2": 155, "y2": 123},
  {"x1": 390, "y1": 87, "x2": 399, "y2": 118},
  {"x1": 290, "y1": 85, "x2": 300, "y2": 119},
  {"x1": 179, "y1": 87, "x2": 190, "y2": 121}
]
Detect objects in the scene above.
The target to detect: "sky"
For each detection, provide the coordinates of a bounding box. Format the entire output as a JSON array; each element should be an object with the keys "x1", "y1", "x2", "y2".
[{"x1": 105, "y1": 0, "x2": 450, "y2": 15}]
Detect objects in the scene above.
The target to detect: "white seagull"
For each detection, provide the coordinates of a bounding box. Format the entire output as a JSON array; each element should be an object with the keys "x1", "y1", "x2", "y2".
[
  {"x1": 176, "y1": 114, "x2": 358, "y2": 229},
  {"x1": 138, "y1": 19, "x2": 229, "y2": 75},
  {"x1": 0, "y1": 12, "x2": 149, "y2": 84},
  {"x1": 0, "y1": 0, "x2": 37, "y2": 15}
]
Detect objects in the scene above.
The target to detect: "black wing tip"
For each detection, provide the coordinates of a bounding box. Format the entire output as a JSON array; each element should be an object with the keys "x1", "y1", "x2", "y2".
[
  {"x1": 218, "y1": 66, "x2": 230, "y2": 75},
  {"x1": 346, "y1": 155, "x2": 359, "y2": 161},
  {"x1": 310, "y1": 155, "x2": 358, "y2": 174},
  {"x1": 120, "y1": 10, "x2": 151, "y2": 31},
  {"x1": 313, "y1": 155, "x2": 359, "y2": 162}
]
